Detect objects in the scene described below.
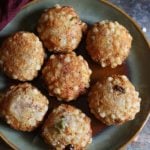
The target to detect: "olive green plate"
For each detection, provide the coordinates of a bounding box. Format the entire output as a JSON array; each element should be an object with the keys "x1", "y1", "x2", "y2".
[{"x1": 0, "y1": 0, "x2": 150, "y2": 150}]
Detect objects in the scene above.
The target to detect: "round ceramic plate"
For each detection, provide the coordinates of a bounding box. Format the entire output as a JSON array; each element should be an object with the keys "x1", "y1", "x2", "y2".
[{"x1": 0, "y1": 0, "x2": 150, "y2": 150}]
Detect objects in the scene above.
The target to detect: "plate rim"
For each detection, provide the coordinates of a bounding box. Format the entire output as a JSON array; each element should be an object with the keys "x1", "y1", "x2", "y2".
[{"x1": 0, "y1": 0, "x2": 150, "y2": 149}]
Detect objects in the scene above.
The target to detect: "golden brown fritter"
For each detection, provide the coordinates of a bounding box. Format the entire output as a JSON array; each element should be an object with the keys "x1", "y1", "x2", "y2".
[
  {"x1": 1, "y1": 83, "x2": 49, "y2": 131},
  {"x1": 86, "y1": 21, "x2": 132, "y2": 68},
  {"x1": 42, "y1": 104, "x2": 92, "y2": 150},
  {"x1": 0, "y1": 31, "x2": 45, "y2": 81},
  {"x1": 42, "y1": 52, "x2": 92, "y2": 101},
  {"x1": 37, "y1": 5, "x2": 86, "y2": 53},
  {"x1": 88, "y1": 75, "x2": 141, "y2": 125}
]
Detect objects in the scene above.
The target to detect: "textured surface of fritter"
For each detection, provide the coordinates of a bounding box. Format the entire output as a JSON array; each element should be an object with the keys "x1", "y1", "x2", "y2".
[
  {"x1": 42, "y1": 104, "x2": 92, "y2": 150},
  {"x1": 0, "y1": 31, "x2": 45, "y2": 81},
  {"x1": 88, "y1": 75, "x2": 141, "y2": 125},
  {"x1": 1, "y1": 83, "x2": 49, "y2": 131},
  {"x1": 86, "y1": 21, "x2": 132, "y2": 68},
  {"x1": 37, "y1": 5, "x2": 86, "y2": 53},
  {"x1": 42, "y1": 52, "x2": 92, "y2": 101}
]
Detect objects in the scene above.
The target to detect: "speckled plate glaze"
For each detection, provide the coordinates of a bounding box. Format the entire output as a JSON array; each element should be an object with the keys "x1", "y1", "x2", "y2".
[{"x1": 0, "y1": 0, "x2": 150, "y2": 150}]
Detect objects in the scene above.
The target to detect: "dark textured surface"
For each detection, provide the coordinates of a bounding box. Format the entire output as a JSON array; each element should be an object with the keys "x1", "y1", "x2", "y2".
[
  {"x1": 0, "y1": 0, "x2": 150, "y2": 149},
  {"x1": 110, "y1": 0, "x2": 150, "y2": 40}
]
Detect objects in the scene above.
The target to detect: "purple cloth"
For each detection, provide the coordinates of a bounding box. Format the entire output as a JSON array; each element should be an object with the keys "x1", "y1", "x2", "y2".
[{"x1": 0, "y1": 0, "x2": 30, "y2": 31}]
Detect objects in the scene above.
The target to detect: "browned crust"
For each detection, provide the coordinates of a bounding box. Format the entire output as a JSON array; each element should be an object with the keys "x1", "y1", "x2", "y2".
[
  {"x1": 88, "y1": 75, "x2": 141, "y2": 125},
  {"x1": 42, "y1": 53, "x2": 92, "y2": 101},
  {"x1": 0, "y1": 31, "x2": 45, "y2": 81},
  {"x1": 86, "y1": 21, "x2": 132, "y2": 68},
  {"x1": 1, "y1": 83, "x2": 49, "y2": 132},
  {"x1": 42, "y1": 104, "x2": 92, "y2": 149},
  {"x1": 37, "y1": 5, "x2": 85, "y2": 53}
]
